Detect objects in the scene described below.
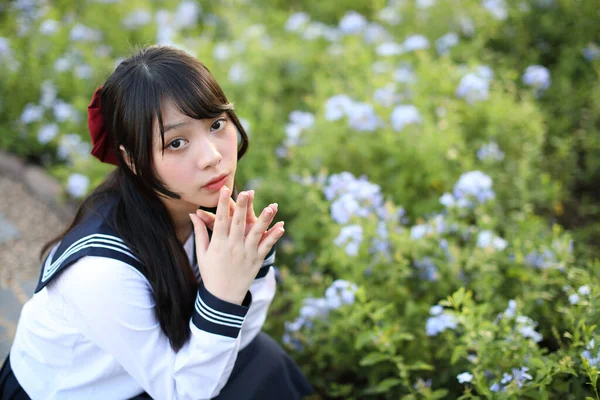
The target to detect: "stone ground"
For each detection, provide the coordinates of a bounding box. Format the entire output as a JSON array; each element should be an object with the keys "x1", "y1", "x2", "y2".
[{"x1": 0, "y1": 151, "x2": 71, "y2": 360}]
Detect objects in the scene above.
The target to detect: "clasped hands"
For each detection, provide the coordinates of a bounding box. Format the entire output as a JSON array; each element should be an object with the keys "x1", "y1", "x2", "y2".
[{"x1": 189, "y1": 186, "x2": 284, "y2": 305}]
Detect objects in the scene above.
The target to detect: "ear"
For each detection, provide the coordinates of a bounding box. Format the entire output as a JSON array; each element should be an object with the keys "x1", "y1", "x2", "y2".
[{"x1": 119, "y1": 145, "x2": 137, "y2": 175}]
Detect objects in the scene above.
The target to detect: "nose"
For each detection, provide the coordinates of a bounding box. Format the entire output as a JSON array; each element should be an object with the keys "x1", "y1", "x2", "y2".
[{"x1": 196, "y1": 136, "x2": 222, "y2": 169}]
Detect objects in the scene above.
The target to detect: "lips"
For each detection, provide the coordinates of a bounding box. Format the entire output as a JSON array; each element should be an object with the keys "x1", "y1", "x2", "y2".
[{"x1": 203, "y1": 173, "x2": 228, "y2": 188}]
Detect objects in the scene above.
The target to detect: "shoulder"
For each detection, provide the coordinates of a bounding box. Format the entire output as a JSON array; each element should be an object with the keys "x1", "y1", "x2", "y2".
[
  {"x1": 36, "y1": 194, "x2": 144, "y2": 292},
  {"x1": 53, "y1": 255, "x2": 153, "y2": 308}
]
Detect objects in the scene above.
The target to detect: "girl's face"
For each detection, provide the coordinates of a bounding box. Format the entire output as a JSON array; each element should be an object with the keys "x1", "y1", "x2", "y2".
[{"x1": 152, "y1": 99, "x2": 238, "y2": 217}]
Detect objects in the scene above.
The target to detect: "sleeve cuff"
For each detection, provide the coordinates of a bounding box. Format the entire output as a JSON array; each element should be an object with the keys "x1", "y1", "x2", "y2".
[
  {"x1": 192, "y1": 281, "x2": 252, "y2": 338},
  {"x1": 255, "y1": 248, "x2": 275, "y2": 280}
]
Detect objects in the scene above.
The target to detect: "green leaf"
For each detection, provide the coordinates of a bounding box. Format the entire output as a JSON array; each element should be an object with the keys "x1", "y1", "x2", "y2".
[
  {"x1": 408, "y1": 361, "x2": 434, "y2": 371},
  {"x1": 432, "y1": 389, "x2": 450, "y2": 399},
  {"x1": 359, "y1": 352, "x2": 389, "y2": 366},
  {"x1": 528, "y1": 357, "x2": 547, "y2": 371},
  {"x1": 375, "y1": 377, "x2": 402, "y2": 392},
  {"x1": 355, "y1": 331, "x2": 374, "y2": 350}
]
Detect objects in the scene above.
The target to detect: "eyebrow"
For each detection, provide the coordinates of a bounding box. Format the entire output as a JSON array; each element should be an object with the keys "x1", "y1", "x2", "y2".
[{"x1": 163, "y1": 121, "x2": 188, "y2": 133}]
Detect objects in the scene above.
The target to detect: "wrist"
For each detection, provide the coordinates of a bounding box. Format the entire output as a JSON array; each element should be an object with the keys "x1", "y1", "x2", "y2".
[{"x1": 204, "y1": 282, "x2": 246, "y2": 305}]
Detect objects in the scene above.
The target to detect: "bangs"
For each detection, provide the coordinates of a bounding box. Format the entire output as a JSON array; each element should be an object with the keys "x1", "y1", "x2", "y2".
[{"x1": 154, "y1": 62, "x2": 234, "y2": 145}]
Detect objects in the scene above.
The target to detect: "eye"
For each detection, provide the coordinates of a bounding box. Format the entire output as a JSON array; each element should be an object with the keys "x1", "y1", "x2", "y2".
[
  {"x1": 211, "y1": 118, "x2": 227, "y2": 132},
  {"x1": 167, "y1": 138, "x2": 187, "y2": 150}
]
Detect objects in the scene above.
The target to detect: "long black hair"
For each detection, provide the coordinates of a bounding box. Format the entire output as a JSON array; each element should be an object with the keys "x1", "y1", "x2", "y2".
[{"x1": 41, "y1": 45, "x2": 250, "y2": 351}]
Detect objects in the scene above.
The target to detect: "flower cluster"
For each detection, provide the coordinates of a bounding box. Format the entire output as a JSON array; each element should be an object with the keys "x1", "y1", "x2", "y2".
[
  {"x1": 324, "y1": 172, "x2": 387, "y2": 224},
  {"x1": 276, "y1": 110, "x2": 316, "y2": 157},
  {"x1": 324, "y1": 94, "x2": 383, "y2": 132},
  {"x1": 522, "y1": 65, "x2": 551, "y2": 96},
  {"x1": 283, "y1": 280, "x2": 358, "y2": 350},
  {"x1": 456, "y1": 66, "x2": 494, "y2": 103},
  {"x1": 477, "y1": 141, "x2": 505, "y2": 161},
  {"x1": 440, "y1": 171, "x2": 496, "y2": 209},
  {"x1": 426, "y1": 305, "x2": 458, "y2": 336}
]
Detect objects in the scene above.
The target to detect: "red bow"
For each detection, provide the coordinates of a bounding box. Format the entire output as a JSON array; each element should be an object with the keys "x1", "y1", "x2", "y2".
[{"x1": 88, "y1": 86, "x2": 119, "y2": 166}]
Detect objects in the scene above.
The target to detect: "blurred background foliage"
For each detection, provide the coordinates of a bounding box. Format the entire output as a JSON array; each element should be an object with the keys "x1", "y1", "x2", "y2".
[{"x1": 1, "y1": 0, "x2": 600, "y2": 398}]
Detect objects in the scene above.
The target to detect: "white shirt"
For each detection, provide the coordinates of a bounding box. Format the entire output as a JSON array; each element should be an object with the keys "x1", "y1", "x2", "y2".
[{"x1": 9, "y1": 232, "x2": 277, "y2": 400}]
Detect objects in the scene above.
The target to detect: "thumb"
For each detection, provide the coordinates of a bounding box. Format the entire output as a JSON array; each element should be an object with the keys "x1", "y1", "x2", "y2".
[
  {"x1": 189, "y1": 213, "x2": 209, "y2": 258},
  {"x1": 196, "y1": 209, "x2": 216, "y2": 230}
]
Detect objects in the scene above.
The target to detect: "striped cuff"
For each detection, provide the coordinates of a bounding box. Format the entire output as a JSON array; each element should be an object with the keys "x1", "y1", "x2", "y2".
[{"x1": 192, "y1": 281, "x2": 252, "y2": 338}]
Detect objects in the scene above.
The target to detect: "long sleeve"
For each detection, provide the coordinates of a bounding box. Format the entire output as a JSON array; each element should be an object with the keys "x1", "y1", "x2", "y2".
[
  {"x1": 54, "y1": 256, "x2": 250, "y2": 400},
  {"x1": 239, "y1": 249, "x2": 277, "y2": 349}
]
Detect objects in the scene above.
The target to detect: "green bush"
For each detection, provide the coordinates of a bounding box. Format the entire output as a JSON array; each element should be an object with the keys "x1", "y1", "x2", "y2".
[{"x1": 1, "y1": 0, "x2": 600, "y2": 397}]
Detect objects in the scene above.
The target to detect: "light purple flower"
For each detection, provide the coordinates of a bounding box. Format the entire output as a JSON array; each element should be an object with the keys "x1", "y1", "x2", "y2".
[
  {"x1": 325, "y1": 94, "x2": 354, "y2": 121},
  {"x1": 339, "y1": 11, "x2": 367, "y2": 34},
  {"x1": 285, "y1": 12, "x2": 310, "y2": 32},
  {"x1": 440, "y1": 193, "x2": 455, "y2": 208},
  {"x1": 522, "y1": 65, "x2": 551, "y2": 91},
  {"x1": 569, "y1": 294, "x2": 580, "y2": 305},
  {"x1": 504, "y1": 299, "x2": 517, "y2": 318},
  {"x1": 373, "y1": 85, "x2": 398, "y2": 107},
  {"x1": 39, "y1": 19, "x2": 60, "y2": 35},
  {"x1": 376, "y1": 42, "x2": 403, "y2": 56},
  {"x1": 583, "y1": 43, "x2": 600, "y2": 61},
  {"x1": 69, "y1": 23, "x2": 102, "y2": 42},
  {"x1": 37, "y1": 124, "x2": 59, "y2": 144},
  {"x1": 482, "y1": 0, "x2": 508, "y2": 20},
  {"x1": 325, "y1": 279, "x2": 358, "y2": 308},
  {"x1": 402, "y1": 35, "x2": 430, "y2": 53},
  {"x1": 394, "y1": 63, "x2": 417, "y2": 84},
  {"x1": 436, "y1": 32, "x2": 459, "y2": 55},
  {"x1": 578, "y1": 285, "x2": 591, "y2": 296},
  {"x1": 477, "y1": 141, "x2": 505, "y2": 161},
  {"x1": 516, "y1": 316, "x2": 543, "y2": 342},
  {"x1": 453, "y1": 171, "x2": 495, "y2": 206},
  {"x1": 457, "y1": 372, "x2": 473, "y2": 384},
  {"x1": 414, "y1": 257, "x2": 438, "y2": 281},
  {"x1": 426, "y1": 313, "x2": 458, "y2": 336},
  {"x1": 456, "y1": 73, "x2": 490, "y2": 103},
  {"x1": 53, "y1": 100, "x2": 78, "y2": 122},
  {"x1": 348, "y1": 102, "x2": 382, "y2": 132},
  {"x1": 66, "y1": 173, "x2": 90, "y2": 198},
  {"x1": 175, "y1": 1, "x2": 201, "y2": 28},
  {"x1": 410, "y1": 224, "x2": 432, "y2": 240},
  {"x1": 417, "y1": 0, "x2": 437, "y2": 8},
  {"x1": 122, "y1": 9, "x2": 152, "y2": 29},
  {"x1": 390, "y1": 105, "x2": 422, "y2": 132},
  {"x1": 334, "y1": 224, "x2": 363, "y2": 256},
  {"x1": 20, "y1": 103, "x2": 44, "y2": 124},
  {"x1": 363, "y1": 23, "x2": 390, "y2": 44}
]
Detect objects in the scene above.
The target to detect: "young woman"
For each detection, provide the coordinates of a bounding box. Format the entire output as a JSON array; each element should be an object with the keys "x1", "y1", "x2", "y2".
[{"x1": 0, "y1": 45, "x2": 313, "y2": 400}]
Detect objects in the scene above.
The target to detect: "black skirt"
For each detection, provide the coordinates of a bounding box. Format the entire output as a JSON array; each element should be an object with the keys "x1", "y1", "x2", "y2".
[{"x1": 1, "y1": 332, "x2": 312, "y2": 400}]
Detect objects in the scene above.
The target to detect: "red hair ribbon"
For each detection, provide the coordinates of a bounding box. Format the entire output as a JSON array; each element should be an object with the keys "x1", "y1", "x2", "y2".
[{"x1": 88, "y1": 86, "x2": 119, "y2": 166}]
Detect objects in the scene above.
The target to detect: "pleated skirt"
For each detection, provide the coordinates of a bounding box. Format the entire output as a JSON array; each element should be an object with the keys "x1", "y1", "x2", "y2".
[{"x1": 0, "y1": 332, "x2": 313, "y2": 400}]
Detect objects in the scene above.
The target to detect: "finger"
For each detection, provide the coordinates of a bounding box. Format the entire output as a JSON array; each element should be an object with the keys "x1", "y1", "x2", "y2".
[
  {"x1": 213, "y1": 186, "x2": 231, "y2": 239},
  {"x1": 246, "y1": 205, "x2": 278, "y2": 249},
  {"x1": 189, "y1": 213, "x2": 209, "y2": 259},
  {"x1": 230, "y1": 191, "x2": 249, "y2": 241},
  {"x1": 246, "y1": 190, "x2": 257, "y2": 223},
  {"x1": 257, "y1": 222, "x2": 285, "y2": 260},
  {"x1": 196, "y1": 197, "x2": 235, "y2": 231},
  {"x1": 196, "y1": 210, "x2": 216, "y2": 231}
]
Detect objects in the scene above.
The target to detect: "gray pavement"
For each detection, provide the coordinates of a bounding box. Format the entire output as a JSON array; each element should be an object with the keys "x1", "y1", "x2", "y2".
[{"x1": 0, "y1": 152, "x2": 71, "y2": 360}]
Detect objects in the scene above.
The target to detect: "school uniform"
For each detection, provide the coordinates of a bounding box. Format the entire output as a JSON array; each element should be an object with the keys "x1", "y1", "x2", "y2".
[{"x1": 0, "y1": 193, "x2": 312, "y2": 399}]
